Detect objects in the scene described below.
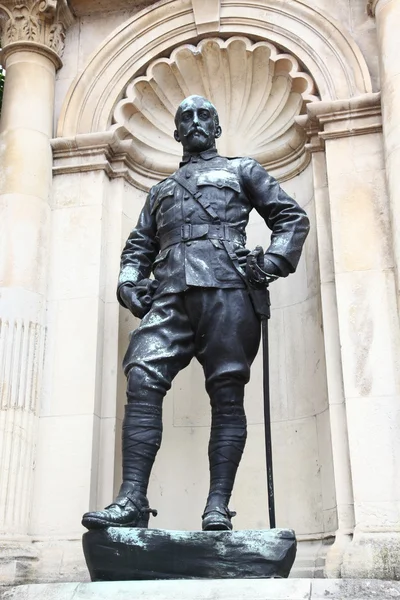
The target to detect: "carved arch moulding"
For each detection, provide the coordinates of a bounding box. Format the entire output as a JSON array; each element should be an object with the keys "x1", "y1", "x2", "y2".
[{"x1": 57, "y1": 0, "x2": 372, "y2": 138}]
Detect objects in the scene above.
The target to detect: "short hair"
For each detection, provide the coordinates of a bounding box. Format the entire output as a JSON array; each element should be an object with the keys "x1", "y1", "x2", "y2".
[{"x1": 174, "y1": 95, "x2": 219, "y2": 128}]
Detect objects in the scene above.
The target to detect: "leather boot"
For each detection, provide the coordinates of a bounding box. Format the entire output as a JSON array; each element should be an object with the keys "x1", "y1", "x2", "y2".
[
  {"x1": 202, "y1": 411, "x2": 247, "y2": 531},
  {"x1": 82, "y1": 402, "x2": 162, "y2": 530},
  {"x1": 82, "y1": 481, "x2": 157, "y2": 529}
]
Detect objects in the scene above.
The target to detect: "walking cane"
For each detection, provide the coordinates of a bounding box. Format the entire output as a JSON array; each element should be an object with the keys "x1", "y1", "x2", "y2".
[{"x1": 246, "y1": 248, "x2": 276, "y2": 529}]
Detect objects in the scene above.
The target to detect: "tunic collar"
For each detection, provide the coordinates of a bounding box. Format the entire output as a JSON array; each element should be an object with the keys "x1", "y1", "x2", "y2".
[{"x1": 180, "y1": 147, "x2": 218, "y2": 166}]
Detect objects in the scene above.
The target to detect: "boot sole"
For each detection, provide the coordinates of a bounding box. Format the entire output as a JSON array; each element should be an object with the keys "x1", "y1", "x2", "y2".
[
  {"x1": 82, "y1": 517, "x2": 149, "y2": 530},
  {"x1": 202, "y1": 522, "x2": 232, "y2": 531}
]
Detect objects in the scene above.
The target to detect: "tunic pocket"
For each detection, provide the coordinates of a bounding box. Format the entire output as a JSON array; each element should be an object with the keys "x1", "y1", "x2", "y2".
[{"x1": 196, "y1": 171, "x2": 241, "y2": 222}]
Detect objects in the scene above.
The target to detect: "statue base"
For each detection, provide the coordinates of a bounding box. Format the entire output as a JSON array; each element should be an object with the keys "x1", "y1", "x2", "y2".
[{"x1": 82, "y1": 527, "x2": 296, "y2": 581}]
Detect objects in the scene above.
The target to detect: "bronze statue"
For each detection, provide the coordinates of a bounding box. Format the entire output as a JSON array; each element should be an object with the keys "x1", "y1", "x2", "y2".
[{"x1": 82, "y1": 95, "x2": 309, "y2": 532}]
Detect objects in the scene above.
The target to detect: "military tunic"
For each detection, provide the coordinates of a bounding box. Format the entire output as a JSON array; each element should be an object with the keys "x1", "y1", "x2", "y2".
[{"x1": 118, "y1": 149, "x2": 309, "y2": 403}]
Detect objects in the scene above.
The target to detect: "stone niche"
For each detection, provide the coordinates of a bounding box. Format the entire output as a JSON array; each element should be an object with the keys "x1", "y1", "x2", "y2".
[
  {"x1": 112, "y1": 36, "x2": 319, "y2": 186},
  {"x1": 108, "y1": 35, "x2": 332, "y2": 574},
  {"x1": 47, "y1": 9, "x2": 340, "y2": 578}
]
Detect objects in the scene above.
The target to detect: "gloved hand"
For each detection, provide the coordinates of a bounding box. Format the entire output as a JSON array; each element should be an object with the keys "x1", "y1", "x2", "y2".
[
  {"x1": 245, "y1": 246, "x2": 281, "y2": 288},
  {"x1": 119, "y1": 279, "x2": 159, "y2": 319}
]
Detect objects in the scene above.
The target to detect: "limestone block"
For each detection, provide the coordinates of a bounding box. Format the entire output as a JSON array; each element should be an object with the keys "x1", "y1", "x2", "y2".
[
  {"x1": 6, "y1": 579, "x2": 400, "y2": 600},
  {"x1": 31, "y1": 539, "x2": 88, "y2": 586},
  {"x1": 265, "y1": 307, "x2": 288, "y2": 424},
  {"x1": 172, "y1": 358, "x2": 210, "y2": 427},
  {"x1": 56, "y1": 21, "x2": 79, "y2": 81},
  {"x1": 346, "y1": 395, "x2": 400, "y2": 513},
  {"x1": 327, "y1": 402, "x2": 354, "y2": 517},
  {"x1": 0, "y1": 194, "x2": 49, "y2": 295},
  {"x1": 316, "y1": 409, "x2": 337, "y2": 533},
  {"x1": 96, "y1": 416, "x2": 118, "y2": 510},
  {"x1": 326, "y1": 148, "x2": 392, "y2": 274},
  {"x1": 41, "y1": 297, "x2": 103, "y2": 417},
  {"x1": 231, "y1": 425, "x2": 269, "y2": 531},
  {"x1": 312, "y1": 577, "x2": 400, "y2": 598},
  {"x1": 0, "y1": 543, "x2": 38, "y2": 586},
  {"x1": 30, "y1": 414, "x2": 99, "y2": 536},
  {"x1": 272, "y1": 417, "x2": 324, "y2": 536},
  {"x1": 99, "y1": 301, "x2": 120, "y2": 418},
  {"x1": 342, "y1": 532, "x2": 400, "y2": 580},
  {"x1": 335, "y1": 270, "x2": 400, "y2": 399},
  {"x1": 48, "y1": 204, "x2": 104, "y2": 300},
  {"x1": 306, "y1": 0, "x2": 351, "y2": 29},
  {"x1": 0, "y1": 130, "x2": 52, "y2": 200},
  {"x1": 284, "y1": 295, "x2": 328, "y2": 420},
  {"x1": 147, "y1": 419, "x2": 210, "y2": 531},
  {"x1": 52, "y1": 171, "x2": 108, "y2": 210},
  {"x1": 77, "y1": 11, "x2": 134, "y2": 72},
  {"x1": 68, "y1": 0, "x2": 154, "y2": 16},
  {"x1": 0, "y1": 579, "x2": 312, "y2": 600}
]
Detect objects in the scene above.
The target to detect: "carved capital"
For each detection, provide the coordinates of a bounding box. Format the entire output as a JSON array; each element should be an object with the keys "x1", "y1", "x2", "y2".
[{"x1": 0, "y1": 0, "x2": 74, "y2": 62}]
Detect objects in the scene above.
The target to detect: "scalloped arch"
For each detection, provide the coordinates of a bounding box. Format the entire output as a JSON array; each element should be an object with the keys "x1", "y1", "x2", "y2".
[
  {"x1": 57, "y1": 0, "x2": 372, "y2": 137},
  {"x1": 111, "y1": 36, "x2": 319, "y2": 181}
]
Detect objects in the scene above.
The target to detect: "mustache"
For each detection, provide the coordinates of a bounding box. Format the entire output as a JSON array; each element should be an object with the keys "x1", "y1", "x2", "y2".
[{"x1": 183, "y1": 126, "x2": 208, "y2": 138}]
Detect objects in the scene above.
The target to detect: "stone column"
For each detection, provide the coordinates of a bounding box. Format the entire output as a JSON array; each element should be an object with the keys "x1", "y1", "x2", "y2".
[
  {"x1": 307, "y1": 94, "x2": 400, "y2": 579},
  {"x1": 299, "y1": 119, "x2": 355, "y2": 577},
  {"x1": 368, "y1": 0, "x2": 400, "y2": 297},
  {"x1": 0, "y1": 0, "x2": 73, "y2": 582}
]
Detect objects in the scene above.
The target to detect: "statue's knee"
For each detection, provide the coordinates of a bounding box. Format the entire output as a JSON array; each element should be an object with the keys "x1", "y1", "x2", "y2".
[
  {"x1": 209, "y1": 384, "x2": 245, "y2": 415},
  {"x1": 126, "y1": 367, "x2": 165, "y2": 405}
]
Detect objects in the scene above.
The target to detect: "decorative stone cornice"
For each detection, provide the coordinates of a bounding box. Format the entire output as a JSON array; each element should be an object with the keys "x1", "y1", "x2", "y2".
[
  {"x1": 0, "y1": 0, "x2": 74, "y2": 65},
  {"x1": 297, "y1": 93, "x2": 382, "y2": 154}
]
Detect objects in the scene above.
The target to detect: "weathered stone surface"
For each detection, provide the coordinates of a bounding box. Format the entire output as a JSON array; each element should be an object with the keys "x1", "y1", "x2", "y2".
[
  {"x1": 3, "y1": 579, "x2": 400, "y2": 600},
  {"x1": 82, "y1": 528, "x2": 296, "y2": 581},
  {"x1": 311, "y1": 578, "x2": 400, "y2": 599}
]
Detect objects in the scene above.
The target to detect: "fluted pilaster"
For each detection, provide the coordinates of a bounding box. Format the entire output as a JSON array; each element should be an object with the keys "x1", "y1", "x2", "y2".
[{"x1": 0, "y1": 0, "x2": 74, "y2": 548}]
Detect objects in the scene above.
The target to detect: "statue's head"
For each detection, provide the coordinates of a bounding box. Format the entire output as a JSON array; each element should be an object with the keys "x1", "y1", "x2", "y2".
[{"x1": 174, "y1": 95, "x2": 222, "y2": 154}]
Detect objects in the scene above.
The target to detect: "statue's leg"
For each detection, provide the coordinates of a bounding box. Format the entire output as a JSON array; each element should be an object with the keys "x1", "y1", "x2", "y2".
[
  {"x1": 187, "y1": 288, "x2": 261, "y2": 530},
  {"x1": 82, "y1": 293, "x2": 195, "y2": 529}
]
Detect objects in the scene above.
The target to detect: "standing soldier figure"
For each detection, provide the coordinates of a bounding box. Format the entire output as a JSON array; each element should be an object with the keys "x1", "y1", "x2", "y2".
[{"x1": 82, "y1": 95, "x2": 309, "y2": 532}]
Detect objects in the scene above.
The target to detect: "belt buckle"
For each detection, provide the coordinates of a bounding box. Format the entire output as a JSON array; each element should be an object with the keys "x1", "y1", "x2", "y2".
[{"x1": 181, "y1": 223, "x2": 192, "y2": 241}]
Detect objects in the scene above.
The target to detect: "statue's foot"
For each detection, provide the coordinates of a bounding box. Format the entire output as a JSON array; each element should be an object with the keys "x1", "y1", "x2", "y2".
[
  {"x1": 202, "y1": 503, "x2": 237, "y2": 531},
  {"x1": 82, "y1": 482, "x2": 157, "y2": 530}
]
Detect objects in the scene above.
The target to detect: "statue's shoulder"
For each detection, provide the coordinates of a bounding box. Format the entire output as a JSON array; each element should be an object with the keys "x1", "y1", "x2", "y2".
[
  {"x1": 148, "y1": 176, "x2": 176, "y2": 213},
  {"x1": 150, "y1": 176, "x2": 175, "y2": 198},
  {"x1": 223, "y1": 155, "x2": 263, "y2": 174}
]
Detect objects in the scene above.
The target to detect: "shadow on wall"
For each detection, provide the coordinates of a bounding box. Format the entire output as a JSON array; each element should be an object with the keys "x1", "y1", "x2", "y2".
[{"x1": 0, "y1": 63, "x2": 4, "y2": 114}]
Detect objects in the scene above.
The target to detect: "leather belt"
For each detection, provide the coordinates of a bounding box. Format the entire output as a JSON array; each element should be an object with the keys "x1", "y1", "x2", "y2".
[{"x1": 159, "y1": 223, "x2": 246, "y2": 251}]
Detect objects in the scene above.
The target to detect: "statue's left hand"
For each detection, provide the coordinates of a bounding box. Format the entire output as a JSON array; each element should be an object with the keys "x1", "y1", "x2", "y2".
[{"x1": 245, "y1": 246, "x2": 280, "y2": 287}]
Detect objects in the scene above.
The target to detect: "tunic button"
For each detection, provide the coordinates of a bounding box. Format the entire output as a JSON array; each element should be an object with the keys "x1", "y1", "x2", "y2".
[
  {"x1": 185, "y1": 172, "x2": 191, "y2": 179},
  {"x1": 183, "y1": 194, "x2": 189, "y2": 200},
  {"x1": 185, "y1": 218, "x2": 190, "y2": 223},
  {"x1": 186, "y1": 242, "x2": 192, "y2": 246}
]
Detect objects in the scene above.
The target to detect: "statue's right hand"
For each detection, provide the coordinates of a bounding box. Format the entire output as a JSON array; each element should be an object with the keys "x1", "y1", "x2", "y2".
[{"x1": 119, "y1": 280, "x2": 159, "y2": 319}]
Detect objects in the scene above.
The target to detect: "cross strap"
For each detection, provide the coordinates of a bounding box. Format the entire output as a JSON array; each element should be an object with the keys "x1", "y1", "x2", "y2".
[{"x1": 170, "y1": 172, "x2": 220, "y2": 222}]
